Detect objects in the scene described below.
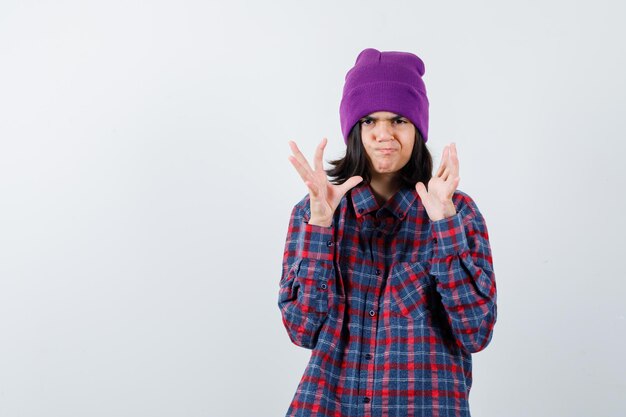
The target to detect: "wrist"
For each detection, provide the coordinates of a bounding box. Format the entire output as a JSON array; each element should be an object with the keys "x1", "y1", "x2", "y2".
[
  {"x1": 431, "y1": 203, "x2": 457, "y2": 222},
  {"x1": 308, "y1": 217, "x2": 333, "y2": 227}
]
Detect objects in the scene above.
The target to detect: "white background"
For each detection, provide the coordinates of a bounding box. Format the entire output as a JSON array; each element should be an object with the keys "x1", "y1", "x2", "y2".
[{"x1": 0, "y1": 1, "x2": 624, "y2": 416}]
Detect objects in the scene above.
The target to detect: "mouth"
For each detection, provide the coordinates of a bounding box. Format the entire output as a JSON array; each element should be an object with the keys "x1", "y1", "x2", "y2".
[{"x1": 377, "y1": 148, "x2": 397, "y2": 154}]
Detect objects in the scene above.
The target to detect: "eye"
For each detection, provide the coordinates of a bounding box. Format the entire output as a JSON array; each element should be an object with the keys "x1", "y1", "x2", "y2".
[
  {"x1": 394, "y1": 119, "x2": 408, "y2": 124},
  {"x1": 360, "y1": 118, "x2": 373, "y2": 126}
]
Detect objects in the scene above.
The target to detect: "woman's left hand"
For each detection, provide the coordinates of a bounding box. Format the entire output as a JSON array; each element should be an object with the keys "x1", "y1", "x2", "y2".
[{"x1": 415, "y1": 143, "x2": 460, "y2": 222}]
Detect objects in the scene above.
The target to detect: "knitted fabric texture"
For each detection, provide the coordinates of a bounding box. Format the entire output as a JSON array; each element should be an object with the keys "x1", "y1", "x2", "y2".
[{"x1": 339, "y1": 48, "x2": 429, "y2": 144}]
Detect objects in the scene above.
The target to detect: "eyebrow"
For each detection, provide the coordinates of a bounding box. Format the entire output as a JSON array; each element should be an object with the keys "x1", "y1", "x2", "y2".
[{"x1": 360, "y1": 115, "x2": 406, "y2": 122}]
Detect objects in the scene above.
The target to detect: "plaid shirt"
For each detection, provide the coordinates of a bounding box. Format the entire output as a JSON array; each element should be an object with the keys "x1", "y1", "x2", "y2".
[{"x1": 278, "y1": 182, "x2": 497, "y2": 417}]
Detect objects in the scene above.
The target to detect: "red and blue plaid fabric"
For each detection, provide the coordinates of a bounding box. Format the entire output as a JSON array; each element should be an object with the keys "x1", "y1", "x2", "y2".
[{"x1": 278, "y1": 182, "x2": 497, "y2": 417}]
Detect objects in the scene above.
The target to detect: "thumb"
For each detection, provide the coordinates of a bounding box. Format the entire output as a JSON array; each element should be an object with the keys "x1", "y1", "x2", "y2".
[
  {"x1": 415, "y1": 181, "x2": 427, "y2": 199},
  {"x1": 340, "y1": 175, "x2": 364, "y2": 196}
]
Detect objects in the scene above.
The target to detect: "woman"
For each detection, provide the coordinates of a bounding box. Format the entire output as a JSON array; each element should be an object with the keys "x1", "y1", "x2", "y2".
[{"x1": 278, "y1": 48, "x2": 497, "y2": 417}]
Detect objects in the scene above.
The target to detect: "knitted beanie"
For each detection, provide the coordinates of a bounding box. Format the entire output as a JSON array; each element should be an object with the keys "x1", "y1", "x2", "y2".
[{"x1": 339, "y1": 48, "x2": 429, "y2": 144}]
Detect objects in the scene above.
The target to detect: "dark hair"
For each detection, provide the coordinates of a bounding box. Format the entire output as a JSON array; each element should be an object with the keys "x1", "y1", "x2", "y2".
[{"x1": 326, "y1": 123, "x2": 433, "y2": 189}]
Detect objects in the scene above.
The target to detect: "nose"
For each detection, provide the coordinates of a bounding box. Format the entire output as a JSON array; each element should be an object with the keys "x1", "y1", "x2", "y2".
[{"x1": 374, "y1": 120, "x2": 395, "y2": 141}]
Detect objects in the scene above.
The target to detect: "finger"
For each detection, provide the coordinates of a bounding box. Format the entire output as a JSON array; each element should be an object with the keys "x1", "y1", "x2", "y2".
[
  {"x1": 445, "y1": 176, "x2": 460, "y2": 198},
  {"x1": 288, "y1": 140, "x2": 315, "y2": 178},
  {"x1": 340, "y1": 175, "x2": 363, "y2": 196},
  {"x1": 415, "y1": 181, "x2": 426, "y2": 198},
  {"x1": 313, "y1": 137, "x2": 327, "y2": 173},
  {"x1": 449, "y1": 142, "x2": 459, "y2": 177},
  {"x1": 440, "y1": 165, "x2": 450, "y2": 181},
  {"x1": 439, "y1": 144, "x2": 457, "y2": 180},
  {"x1": 289, "y1": 140, "x2": 314, "y2": 175},
  {"x1": 305, "y1": 180, "x2": 319, "y2": 198},
  {"x1": 446, "y1": 144, "x2": 459, "y2": 180},
  {"x1": 435, "y1": 146, "x2": 446, "y2": 176},
  {"x1": 435, "y1": 146, "x2": 449, "y2": 177},
  {"x1": 288, "y1": 154, "x2": 314, "y2": 185},
  {"x1": 445, "y1": 174, "x2": 460, "y2": 193}
]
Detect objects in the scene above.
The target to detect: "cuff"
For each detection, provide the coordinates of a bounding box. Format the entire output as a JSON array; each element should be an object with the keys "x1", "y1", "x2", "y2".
[{"x1": 300, "y1": 221, "x2": 335, "y2": 262}]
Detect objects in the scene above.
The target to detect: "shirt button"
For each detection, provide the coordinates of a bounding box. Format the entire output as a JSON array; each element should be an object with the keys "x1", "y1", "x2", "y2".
[
  {"x1": 320, "y1": 283, "x2": 327, "y2": 289},
  {"x1": 369, "y1": 310, "x2": 375, "y2": 316},
  {"x1": 327, "y1": 240, "x2": 334, "y2": 247},
  {"x1": 358, "y1": 208, "x2": 364, "y2": 213},
  {"x1": 365, "y1": 353, "x2": 373, "y2": 360},
  {"x1": 376, "y1": 231, "x2": 382, "y2": 237},
  {"x1": 433, "y1": 238, "x2": 437, "y2": 244},
  {"x1": 375, "y1": 269, "x2": 380, "y2": 275},
  {"x1": 363, "y1": 397, "x2": 370, "y2": 403}
]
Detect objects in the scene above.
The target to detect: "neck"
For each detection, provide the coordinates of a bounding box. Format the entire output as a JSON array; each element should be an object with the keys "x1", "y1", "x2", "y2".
[{"x1": 369, "y1": 173, "x2": 400, "y2": 205}]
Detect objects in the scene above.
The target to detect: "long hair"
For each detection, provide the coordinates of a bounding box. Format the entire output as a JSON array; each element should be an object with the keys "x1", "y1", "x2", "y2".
[{"x1": 326, "y1": 123, "x2": 433, "y2": 189}]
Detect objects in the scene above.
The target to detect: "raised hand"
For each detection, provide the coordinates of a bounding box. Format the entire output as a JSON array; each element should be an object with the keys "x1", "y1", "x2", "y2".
[
  {"x1": 288, "y1": 137, "x2": 363, "y2": 227},
  {"x1": 415, "y1": 143, "x2": 460, "y2": 222}
]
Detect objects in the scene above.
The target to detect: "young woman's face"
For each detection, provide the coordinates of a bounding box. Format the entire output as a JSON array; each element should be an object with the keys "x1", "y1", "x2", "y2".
[{"x1": 359, "y1": 111, "x2": 416, "y2": 177}]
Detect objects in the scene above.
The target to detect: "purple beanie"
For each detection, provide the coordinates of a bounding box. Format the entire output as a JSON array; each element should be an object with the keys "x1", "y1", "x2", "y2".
[{"x1": 339, "y1": 48, "x2": 429, "y2": 144}]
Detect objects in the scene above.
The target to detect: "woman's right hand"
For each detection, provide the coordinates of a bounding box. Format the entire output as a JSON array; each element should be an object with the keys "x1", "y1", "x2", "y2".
[{"x1": 288, "y1": 138, "x2": 363, "y2": 227}]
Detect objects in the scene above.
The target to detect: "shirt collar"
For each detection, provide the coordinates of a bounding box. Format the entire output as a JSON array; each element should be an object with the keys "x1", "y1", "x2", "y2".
[{"x1": 350, "y1": 182, "x2": 417, "y2": 220}]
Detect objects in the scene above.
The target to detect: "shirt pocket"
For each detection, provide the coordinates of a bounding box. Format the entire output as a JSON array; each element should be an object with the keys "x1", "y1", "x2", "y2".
[{"x1": 388, "y1": 261, "x2": 433, "y2": 320}]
